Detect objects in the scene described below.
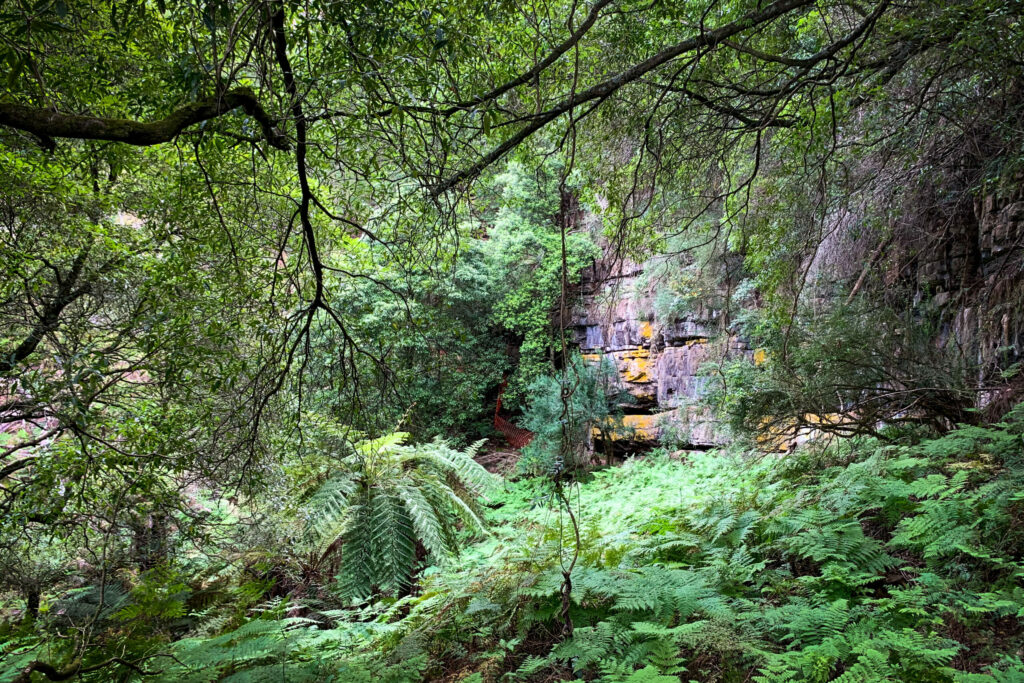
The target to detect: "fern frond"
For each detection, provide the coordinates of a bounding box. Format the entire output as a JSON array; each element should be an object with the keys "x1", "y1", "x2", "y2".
[
  {"x1": 395, "y1": 481, "x2": 452, "y2": 561},
  {"x1": 370, "y1": 493, "x2": 417, "y2": 592},
  {"x1": 339, "y1": 497, "x2": 376, "y2": 600}
]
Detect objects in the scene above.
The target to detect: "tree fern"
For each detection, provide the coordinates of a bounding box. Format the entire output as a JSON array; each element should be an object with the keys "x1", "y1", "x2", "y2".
[
  {"x1": 303, "y1": 431, "x2": 495, "y2": 598},
  {"x1": 395, "y1": 480, "x2": 448, "y2": 560}
]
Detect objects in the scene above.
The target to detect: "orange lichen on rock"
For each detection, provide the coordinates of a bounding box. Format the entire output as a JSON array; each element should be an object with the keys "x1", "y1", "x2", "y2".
[
  {"x1": 592, "y1": 413, "x2": 661, "y2": 442},
  {"x1": 619, "y1": 347, "x2": 652, "y2": 383},
  {"x1": 622, "y1": 414, "x2": 659, "y2": 440},
  {"x1": 756, "y1": 418, "x2": 794, "y2": 452},
  {"x1": 756, "y1": 413, "x2": 853, "y2": 452},
  {"x1": 802, "y1": 412, "x2": 845, "y2": 426}
]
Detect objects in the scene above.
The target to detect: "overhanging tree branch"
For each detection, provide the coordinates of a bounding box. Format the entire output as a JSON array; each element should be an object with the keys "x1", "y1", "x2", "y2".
[
  {"x1": 268, "y1": 2, "x2": 324, "y2": 308},
  {"x1": 0, "y1": 87, "x2": 289, "y2": 150},
  {"x1": 432, "y1": 0, "x2": 820, "y2": 195},
  {"x1": 437, "y1": 0, "x2": 616, "y2": 115}
]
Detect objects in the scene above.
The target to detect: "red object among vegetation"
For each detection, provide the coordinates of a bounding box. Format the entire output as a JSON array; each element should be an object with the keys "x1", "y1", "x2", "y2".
[
  {"x1": 494, "y1": 414, "x2": 534, "y2": 448},
  {"x1": 494, "y1": 380, "x2": 534, "y2": 448}
]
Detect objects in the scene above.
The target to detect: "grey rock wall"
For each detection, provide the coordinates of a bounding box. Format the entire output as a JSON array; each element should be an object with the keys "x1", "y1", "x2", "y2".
[{"x1": 570, "y1": 256, "x2": 745, "y2": 448}]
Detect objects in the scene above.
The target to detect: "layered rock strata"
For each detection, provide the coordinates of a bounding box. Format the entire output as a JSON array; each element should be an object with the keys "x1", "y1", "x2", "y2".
[{"x1": 571, "y1": 258, "x2": 744, "y2": 449}]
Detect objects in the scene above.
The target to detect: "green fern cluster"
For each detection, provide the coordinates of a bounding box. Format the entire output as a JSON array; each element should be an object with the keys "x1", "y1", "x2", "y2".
[
  {"x1": 156, "y1": 615, "x2": 428, "y2": 682},
  {"x1": 368, "y1": 407, "x2": 1024, "y2": 682},
  {"x1": 70, "y1": 408, "x2": 1024, "y2": 682},
  {"x1": 304, "y1": 432, "x2": 495, "y2": 598}
]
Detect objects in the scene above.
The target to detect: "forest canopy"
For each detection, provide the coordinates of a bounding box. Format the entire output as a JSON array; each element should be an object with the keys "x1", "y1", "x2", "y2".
[{"x1": 2, "y1": 0, "x2": 1024, "y2": 680}]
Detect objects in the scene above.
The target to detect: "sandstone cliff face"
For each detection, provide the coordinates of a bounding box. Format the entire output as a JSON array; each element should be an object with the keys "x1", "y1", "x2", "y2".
[
  {"x1": 957, "y1": 192, "x2": 1024, "y2": 389},
  {"x1": 570, "y1": 256, "x2": 746, "y2": 449},
  {"x1": 569, "y1": 174, "x2": 1024, "y2": 452},
  {"x1": 814, "y1": 182, "x2": 1024, "y2": 414}
]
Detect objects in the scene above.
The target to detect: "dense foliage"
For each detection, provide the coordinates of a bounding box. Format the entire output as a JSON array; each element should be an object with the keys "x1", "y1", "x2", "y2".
[
  {"x1": 519, "y1": 355, "x2": 632, "y2": 475},
  {"x1": 297, "y1": 161, "x2": 598, "y2": 440},
  {"x1": 9, "y1": 411, "x2": 1024, "y2": 681},
  {"x1": 2, "y1": 0, "x2": 1024, "y2": 680}
]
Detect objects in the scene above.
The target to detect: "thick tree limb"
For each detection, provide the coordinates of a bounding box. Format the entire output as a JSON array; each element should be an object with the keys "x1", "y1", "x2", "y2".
[
  {"x1": 0, "y1": 87, "x2": 289, "y2": 150},
  {"x1": 12, "y1": 660, "x2": 79, "y2": 683},
  {"x1": 0, "y1": 457, "x2": 35, "y2": 480}
]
